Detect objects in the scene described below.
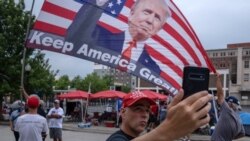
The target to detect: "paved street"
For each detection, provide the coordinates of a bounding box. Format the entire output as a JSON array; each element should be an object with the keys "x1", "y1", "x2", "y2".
[
  {"x1": 0, "y1": 125, "x2": 110, "y2": 141},
  {"x1": 1, "y1": 123, "x2": 249, "y2": 141}
]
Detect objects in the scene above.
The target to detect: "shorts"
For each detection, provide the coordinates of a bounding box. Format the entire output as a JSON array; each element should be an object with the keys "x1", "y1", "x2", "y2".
[{"x1": 49, "y1": 128, "x2": 62, "y2": 139}]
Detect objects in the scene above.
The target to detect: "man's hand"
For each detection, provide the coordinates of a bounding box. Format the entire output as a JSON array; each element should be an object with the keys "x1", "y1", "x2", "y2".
[
  {"x1": 216, "y1": 73, "x2": 224, "y2": 105},
  {"x1": 131, "y1": 90, "x2": 212, "y2": 141},
  {"x1": 19, "y1": 86, "x2": 29, "y2": 100},
  {"x1": 49, "y1": 113, "x2": 62, "y2": 119},
  {"x1": 160, "y1": 89, "x2": 212, "y2": 140}
]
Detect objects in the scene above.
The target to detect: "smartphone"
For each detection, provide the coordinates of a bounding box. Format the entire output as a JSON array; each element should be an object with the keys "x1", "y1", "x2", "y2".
[{"x1": 182, "y1": 66, "x2": 210, "y2": 99}]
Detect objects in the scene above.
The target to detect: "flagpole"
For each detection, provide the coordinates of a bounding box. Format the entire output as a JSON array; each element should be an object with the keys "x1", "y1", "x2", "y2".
[
  {"x1": 116, "y1": 98, "x2": 119, "y2": 127},
  {"x1": 211, "y1": 91, "x2": 219, "y2": 122},
  {"x1": 83, "y1": 83, "x2": 91, "y2": 123},
  {"x1": 20, "y1": 0, "x2": 35, "y2": 101},
  {"x1": 81, "y1": 99, "x2": 83, "y2": 122}
]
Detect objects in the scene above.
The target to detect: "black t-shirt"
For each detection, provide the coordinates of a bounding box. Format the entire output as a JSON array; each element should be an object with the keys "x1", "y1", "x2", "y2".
[
  {"x1": 106, "y1": 130, "x2": 134, "y2": 141},
  {"x1": 38, "y1": 106, "x2": 46, "y2": 118}
]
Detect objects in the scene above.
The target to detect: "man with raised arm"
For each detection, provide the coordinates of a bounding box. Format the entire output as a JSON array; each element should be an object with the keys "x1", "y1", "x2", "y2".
[{"x1": 106, "y1": 90, "x2": 212, "y2": 141}]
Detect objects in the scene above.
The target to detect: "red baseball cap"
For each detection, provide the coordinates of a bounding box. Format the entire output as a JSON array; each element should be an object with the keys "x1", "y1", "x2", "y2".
[
  {"x1": 122, "y1": 91, "x2": 156, "y2": 108},
  {"x1": 27, "y1": 95, "x2": 40, "y2": 108}
]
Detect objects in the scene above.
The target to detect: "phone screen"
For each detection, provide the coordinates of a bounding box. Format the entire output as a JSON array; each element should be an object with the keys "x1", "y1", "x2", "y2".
[{"x1": 182, "y1": 66, "x2": 210, "y2": 99}]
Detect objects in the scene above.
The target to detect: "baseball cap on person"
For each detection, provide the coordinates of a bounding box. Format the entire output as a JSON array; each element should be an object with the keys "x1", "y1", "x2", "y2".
[
  {"x1": 54, "y1": 99, "x2": 60, "y2": 104},
  {"x1": 226, "y1": 96, "x2": 242, "y2": 110},
  {"x1": 27, "y1": 96, "x2": 40, "y2": 108},
  {"x1": 226, "y1": 96, "x2": 240, "y2": 105},
  {"x1": 122, "y1": 91, "x2": 156, "y2": 108}
]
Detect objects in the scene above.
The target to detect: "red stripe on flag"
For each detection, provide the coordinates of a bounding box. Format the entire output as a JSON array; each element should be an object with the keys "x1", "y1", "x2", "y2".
[
  {"x1": 97, "y1": 21, "x2": 122, "y2": 33},
  {"x1": 171, "y1": 11, "x2": 202, "y2": 50},
  {"x1": 145, "y1": 45, "x2": 183, "y2": 77},
  {"x1": 117, "y1": 14, "x2": 128, "y2": 23},
  {"x1": 163, "y1": 24, "x2": 202, "y2": 66},
  {"x1": 33, "y1": 21, "x2": 66, "y2": 36},
  {"x1": 170, "y1": 9, "x2": 211, "y2": 69},
  {"x1": 170, "y1": 1, "x2": 215, "y2": 72},
  {"x1": 42, "y1": 1, "x2": 76, "y2": 20},
  {"x1": 151, "y1": 35, "x2": 189, "y2": 65},
  {"x1": 125, "y1": 0, "x2": 135, "y2": 8},
  {"x1": 160, "y1": 71, "x2": 181, "y2": 90}
]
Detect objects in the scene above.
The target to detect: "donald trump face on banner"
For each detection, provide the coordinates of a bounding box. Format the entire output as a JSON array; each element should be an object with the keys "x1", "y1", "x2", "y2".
[{"x1": 128, "y1": 0, "x2": 171, "y2": 41}]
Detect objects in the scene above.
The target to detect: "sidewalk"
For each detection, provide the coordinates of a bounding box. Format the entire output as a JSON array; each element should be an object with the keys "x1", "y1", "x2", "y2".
[
  {"x1": 1, "y1": 121, "x2": 249, "y2": 141},
  {"x1": 62, "y1": 122, "x2": 211, "y2": 140},
  {"x1": 63, "y1": 122, "x2": 119, "y2": 134},
  {"x1": 60, "y1": 122, "x2": 250, "y2": 141}
]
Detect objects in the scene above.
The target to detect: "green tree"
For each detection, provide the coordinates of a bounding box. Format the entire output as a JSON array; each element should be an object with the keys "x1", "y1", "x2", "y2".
[
  {"x1": 121, "y1": 85, "x2": 131, "y2": 93},
  {"x1": 26, "y1": 51, "x2": 58, "y2": 98},
  {"x1": 0, "y1": 0, "x2": 34, "y2": 99},
  {"x1": 102, "y1": 75, "x2": 113, "y2": 88},
  {"x1": 81, "y1": 73, "x2": 109, "y2": 93},
  {"x1": 0, "y1": 0, "x2": 57, "y2": 103},
  {"x1": 71, "y1": 75, "x2": 83, "y2": 90},
  {"x1": 55, "y1": 75, "x2": 71, "y2": 90}
]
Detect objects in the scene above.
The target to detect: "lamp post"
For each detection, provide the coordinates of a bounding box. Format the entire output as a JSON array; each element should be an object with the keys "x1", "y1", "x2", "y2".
[
  {"x1": 25, "y1": 63, "x2": 31, "y2": 94},
  {"x1": 25, "y1": 63, "x2": 31, "y2": 73},
  {"x1": 20, "y1": 0, "x2": 35, "y2": 101}
]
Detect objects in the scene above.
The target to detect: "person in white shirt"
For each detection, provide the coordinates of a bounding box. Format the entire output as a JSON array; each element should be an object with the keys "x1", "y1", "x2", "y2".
[
  {"x1": 15, "y1": 95, "x2": 48, "y2": 141},
  {"x1": 47, "y1": 99, "x2": 64, "y2": 141}
]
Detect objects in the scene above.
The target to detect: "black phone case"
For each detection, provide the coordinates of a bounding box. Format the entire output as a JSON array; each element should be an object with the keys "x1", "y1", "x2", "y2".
[{"x1": 182, "y1": 66, "x2": 210, "y2": 99}]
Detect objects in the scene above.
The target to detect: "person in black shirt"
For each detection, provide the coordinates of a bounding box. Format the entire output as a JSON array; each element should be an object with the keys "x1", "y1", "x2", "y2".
[
  {"x1": 106, "y1": 87, "x2": 212, "y2": 141},
  {"x1": 106, "y1": 91, "x2": 155, "y2": 141},
  {"x1": 106, "y1": 130, "x2": 134, "y2": 141}
]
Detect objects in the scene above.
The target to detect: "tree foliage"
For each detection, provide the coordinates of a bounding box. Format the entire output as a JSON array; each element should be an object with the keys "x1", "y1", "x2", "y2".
[
  {"x1": 55, "y1": 73, "x2": 122, "y2": 93},
  {"x1": 0, "y1": 0, "x2": 33, "y2": 98},
  {"x1": 81, "y1": 73, "x2": 110, "y2": 93},
  {"x1": 54, "y1": 75, "x2": 71, "y2": 90},
  {"x1": 26, "y1": 51, "x2": 58, "y2": 98},
  {"x1": 0, "y1": 0, "x2": 57, "y2": 101}
]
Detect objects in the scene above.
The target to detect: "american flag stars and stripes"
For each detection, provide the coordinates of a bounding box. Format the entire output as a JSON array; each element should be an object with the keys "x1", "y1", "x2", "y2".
[{"x1": 27, "y1": 0, "x2": 216, "y2": 95}]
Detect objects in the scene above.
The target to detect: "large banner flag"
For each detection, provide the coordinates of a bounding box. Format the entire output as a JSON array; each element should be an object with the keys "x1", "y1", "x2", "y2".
[{"x1": 26, "y1": 0, "x2": 215, "y2": 95}]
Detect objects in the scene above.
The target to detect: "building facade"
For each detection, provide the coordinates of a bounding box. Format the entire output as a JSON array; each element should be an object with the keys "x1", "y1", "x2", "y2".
[
  {"x1": 207, "y1": 43, "x2": 250, "y2": 111},
  {"x1": 93, "y1": 43, "x2": 250, "y2": 111},
  {"x1": 93, "y1": 63, "x2": 133, "y2": 90}
]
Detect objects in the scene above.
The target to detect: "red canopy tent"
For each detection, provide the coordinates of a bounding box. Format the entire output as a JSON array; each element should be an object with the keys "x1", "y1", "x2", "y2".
[
  {"x1": 91, "y1": 90, "x2": 126, "y2": 127},
  {"x1": 57, "y1": 90, "x2": 91, "y2": 123},
  {"x1": 57, "y1": 90, "x2": 90, "y2": 100},
  {"x1": 139, "y1": 90, "x2": 167, "y2": 101},
  {"x1": 91, "y1": 90, "x2": 126, "y2": 99}
]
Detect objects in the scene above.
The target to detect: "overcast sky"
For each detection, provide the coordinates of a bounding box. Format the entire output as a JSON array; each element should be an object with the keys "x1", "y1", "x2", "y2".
[{"x1": 25, "y1": 0, "x2": 250, "y2": 79}]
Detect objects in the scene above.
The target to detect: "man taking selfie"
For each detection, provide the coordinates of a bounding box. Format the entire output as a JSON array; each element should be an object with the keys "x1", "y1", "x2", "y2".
[{"x1": 106, "y1": 89, "x2": 212, "y2": 141}]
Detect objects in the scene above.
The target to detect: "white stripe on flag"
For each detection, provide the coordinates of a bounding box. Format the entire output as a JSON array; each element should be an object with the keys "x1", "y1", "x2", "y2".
[
  {"x1": 168, "y1": 1, "x2": 192, "y2": 34},
  {"x1": 156, "y1": 29, "x2": 196, "y2": 65},
  {"x1": 151, "y1": 56, "x2": 182, "y2": 86},
  {"x1": 120, "y1": 6, "x2": 131, "y2": 17},
  {"x1": 146, "y1": 38, "x2": 184, "y2": 68},
  {"x1": 47, "y1": 0, "x2": 82, "y2": 12},
  {"x1": 167, "y1": 18, "x2": 198, "y2": 51},
  {"x1": 99, "y1": 13, "x2": 128, "y2": 30},
  {"x1": 38, "y1": 11, "x2": 72, "y2": 29}
]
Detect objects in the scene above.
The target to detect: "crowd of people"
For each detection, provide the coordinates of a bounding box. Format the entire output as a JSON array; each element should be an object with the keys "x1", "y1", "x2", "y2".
[
  {"x1": 8, "y1": 88, "x2": 64, "y2": 141},
  {"x1": 5, "y1": 74, "x2": 246, "y2": 141},
  {"x1": 5, "y1": 72, "x2": 247, "y2": 141},
  {"x1": 106, "y1": 73, "x2": 246, "y2": 141}
]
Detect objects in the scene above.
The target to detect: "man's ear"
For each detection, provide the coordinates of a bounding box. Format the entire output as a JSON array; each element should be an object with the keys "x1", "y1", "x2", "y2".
[{"x1": 120, "y1": 108, "x2": 126, "y2": 117}]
